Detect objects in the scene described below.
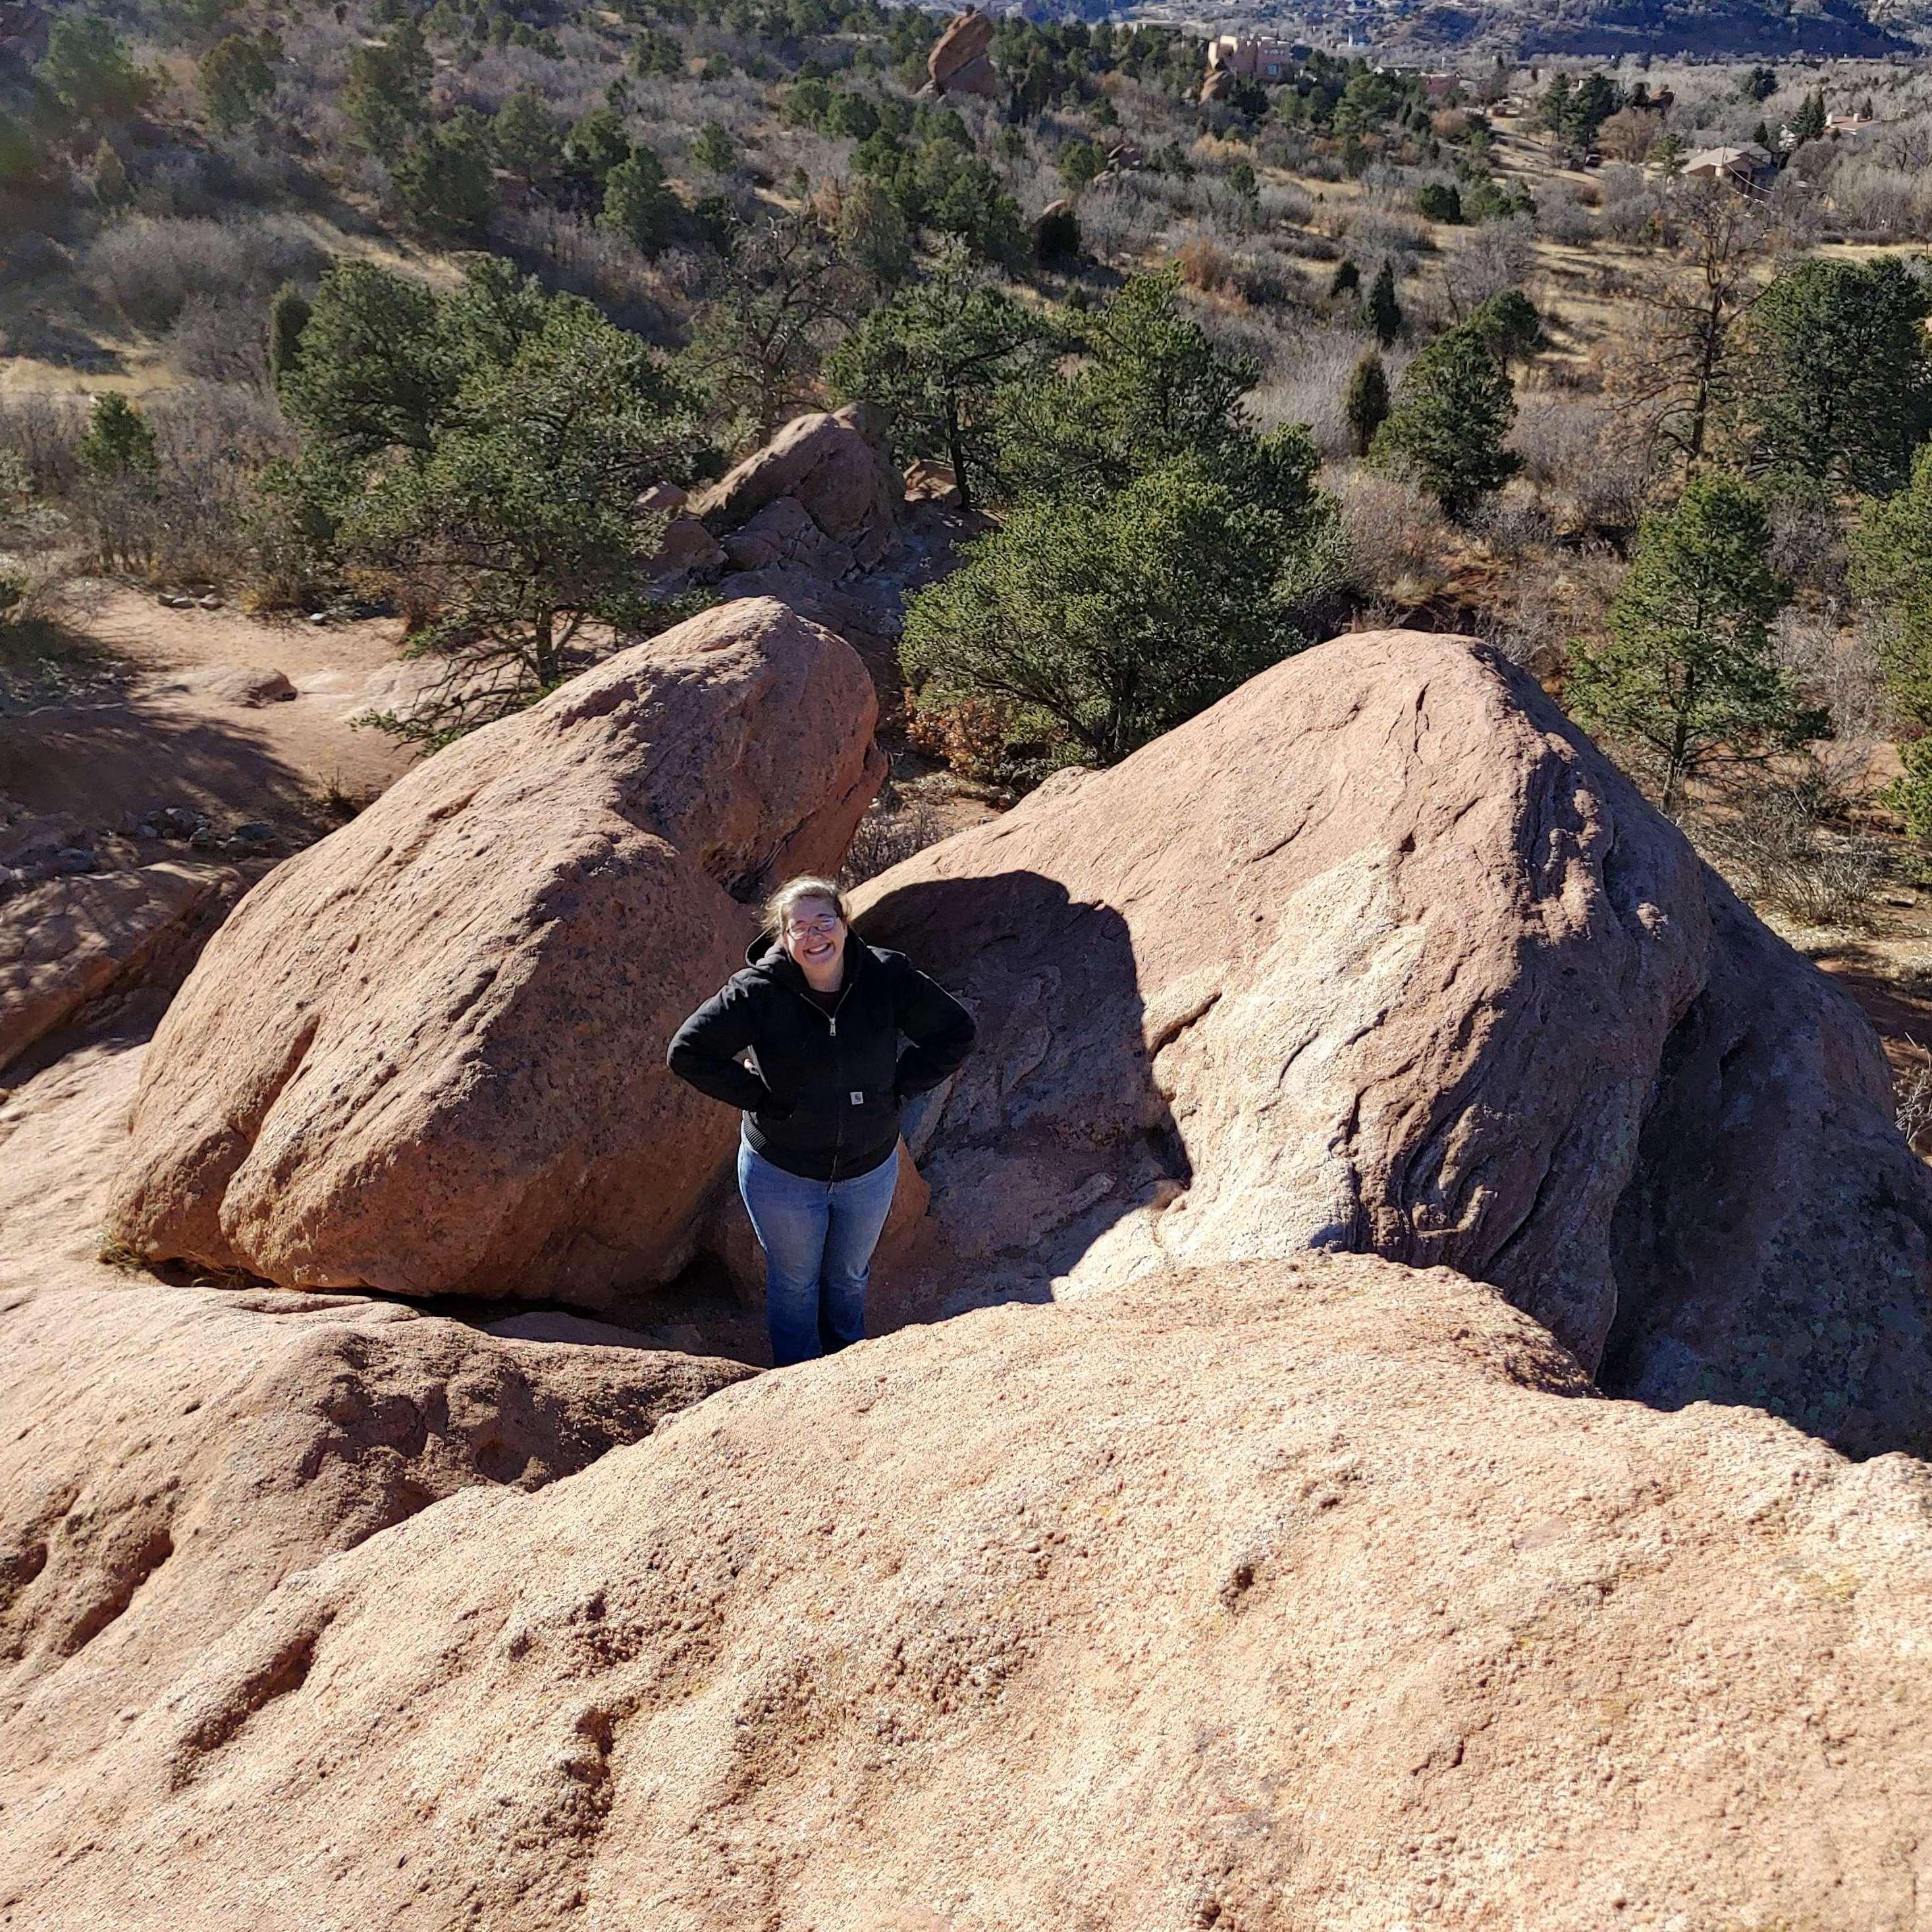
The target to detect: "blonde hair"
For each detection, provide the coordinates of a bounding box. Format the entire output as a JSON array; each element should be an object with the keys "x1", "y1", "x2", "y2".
[{"x1": 763, "y1": 874, "x2": 849, "y2": 937}]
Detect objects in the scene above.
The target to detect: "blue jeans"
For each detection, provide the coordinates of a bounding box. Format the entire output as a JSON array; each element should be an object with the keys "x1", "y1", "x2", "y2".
[{"x1": 737, "y1": 1136, "x2": 900, "y2": 1368}]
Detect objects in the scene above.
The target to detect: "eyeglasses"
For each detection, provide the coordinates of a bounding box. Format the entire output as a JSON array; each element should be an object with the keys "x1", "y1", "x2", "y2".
[{"x1": 787, "y1": 915, "x2": 842, "y2": 938}]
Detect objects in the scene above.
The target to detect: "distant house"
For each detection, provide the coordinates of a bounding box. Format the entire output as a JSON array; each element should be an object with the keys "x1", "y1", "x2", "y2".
[
  {"x1": 1826, "y1": 111, "x2": 1875, "y2": 135},
  {"x1": 1205, "y1": 34, "x2": 1297, "y2": 82},
  {"x1": 1422, "y1": 70, "x2": 1459, "y2": 103},
  {"x1": 0, "y1": 2, "x2": 48, "y2": 65},
  {"x1": 1681, "y1": 143, "x2": 1775, "y2": 190}
]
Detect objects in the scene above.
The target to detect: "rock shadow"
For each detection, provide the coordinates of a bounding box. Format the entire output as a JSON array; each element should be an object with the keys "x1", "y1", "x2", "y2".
[
  {"x1": 853, "y1": 870, "x2": 1191, "y2": 1337},
  {"x1": 0, "y1": 689, "x2": 333, "y2": 841}
]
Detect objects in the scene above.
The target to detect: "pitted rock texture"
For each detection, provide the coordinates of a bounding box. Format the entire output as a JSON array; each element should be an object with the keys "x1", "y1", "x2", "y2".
[
  {"x1": 0, "y1": 1036, "x2": 751, "y2": 1800},
  {"x1": 691, "y1": 404, "x2": 905, "y2": 574},
  {"x1": 926, "y1": 7, "x2": 998, "y2": 95},
  {"x1": 105, "y1": 599, "x2": 886, "y2": 1306},
  {"x1": 5, "y1": 1254, "x2": 1929, "y2": 1931},
  {"x1": 854, "y1": 629, "x2": 1932, "y2": 1455}
]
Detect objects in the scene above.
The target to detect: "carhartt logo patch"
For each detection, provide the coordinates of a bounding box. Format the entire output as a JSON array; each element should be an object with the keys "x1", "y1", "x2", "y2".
[{"x1": 849, "y1": 1090, "x2": 864, "y2": 1106}]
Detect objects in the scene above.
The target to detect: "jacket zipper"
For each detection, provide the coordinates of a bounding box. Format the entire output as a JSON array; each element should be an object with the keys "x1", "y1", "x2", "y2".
[{"x1": 784, "y1": 966, "x2": 858, "y2": 1183}]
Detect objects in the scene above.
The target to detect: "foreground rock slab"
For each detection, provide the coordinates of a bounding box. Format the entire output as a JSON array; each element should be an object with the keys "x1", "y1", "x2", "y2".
[
  {"x1": 0, "y1": 1036, "x2": 752, "y2": 1800},
  {"x1": 105, "y1": 599, "x2": 885, "y2": 1306},
  {"x1": 5, "y1": 1254, "x2": 1927, "y2": 1931},
  {"x1": 855, "y1": 629, "x2": 1932, "y2": 1455}
]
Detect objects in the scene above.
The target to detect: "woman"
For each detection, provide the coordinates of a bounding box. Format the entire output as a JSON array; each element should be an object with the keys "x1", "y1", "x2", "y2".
[{"x1": 667, "y1": 875, "x2": 975, "y2": 1368}]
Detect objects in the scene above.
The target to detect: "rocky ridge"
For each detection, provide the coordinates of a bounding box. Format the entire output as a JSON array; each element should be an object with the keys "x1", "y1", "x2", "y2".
[{"x1": 1, "y1": 610, "x2": 1927, "y2": 1929}]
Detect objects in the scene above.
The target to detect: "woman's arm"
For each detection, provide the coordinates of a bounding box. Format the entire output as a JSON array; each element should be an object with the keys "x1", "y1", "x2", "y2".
[
  {"x1": 891, "y1": 959, "x2": 976, "y2": 1098},
  {"x1": 666, "y1": 979, "x2": 787, "y2": 1114}
]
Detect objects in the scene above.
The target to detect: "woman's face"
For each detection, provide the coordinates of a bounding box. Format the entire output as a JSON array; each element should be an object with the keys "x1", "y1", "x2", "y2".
[{"x1": 781, "y1": 896, "x2": 846, "y2": 980}]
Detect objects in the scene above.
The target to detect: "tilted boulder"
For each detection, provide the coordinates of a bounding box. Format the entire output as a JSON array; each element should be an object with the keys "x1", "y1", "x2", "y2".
[
  {"x1": 692, "y1": 404, "x2": 904, "y2": 574},
  {"x1": 853, "y1": 629, "x2": 1932, "y2": 1455},
  {"x1": 106, "y1": 599, "x2": 886, "y2": 1306},
  {"x1": 8, "y1": 1254, "x2": 1930, "y2": 1929},
  {"x1": 926, "y1": 7, "x2": 998, "y2": 96}
]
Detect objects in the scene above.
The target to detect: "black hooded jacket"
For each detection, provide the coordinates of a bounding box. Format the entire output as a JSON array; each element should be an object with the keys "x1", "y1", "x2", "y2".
[{"x1": 666, "y1": 934, "x2": 975, "y2": 1182}]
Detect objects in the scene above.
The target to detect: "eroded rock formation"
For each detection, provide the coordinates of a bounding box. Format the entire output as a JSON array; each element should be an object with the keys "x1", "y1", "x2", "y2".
[
  {"x1": 4, "y1": 1253, "x2": 1927, "y2": 1931},
  {"x1": 105, "y1": 599, "x2": 886, "y2": 1306},
  {"x1": 0, "y1": 1036, "x2": 750, "y2": 1804},
  {"x1": 854, "y1": 629, "x2": 1932, "y2": 1455},
  {"x1": 925, "y1": 8, "x2": 998, "y2": 97},
  {"x1": 691, "y1": 403, "x2": 905, "y2": 577}
]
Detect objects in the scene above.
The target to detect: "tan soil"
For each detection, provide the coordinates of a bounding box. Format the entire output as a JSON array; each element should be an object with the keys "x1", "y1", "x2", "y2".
[{"x1": 2, "y1": 586, "x2": 421, "y2": 840}]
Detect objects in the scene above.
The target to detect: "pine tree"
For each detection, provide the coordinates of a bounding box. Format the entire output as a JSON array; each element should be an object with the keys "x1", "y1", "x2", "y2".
[
  {"x1": 1343, "y1": 348, "x2": 1389, "y2": 458},
  {"x1": 91, "y1": 138, "x2": 132, "y2": 211},
  {"x1": 1329, "y1": 258, "x2": 1360, "y2": 299},
  {"x1": 267, "y1": 283, "x2": 312, "y2": 391},
  {"x1": 1727, "y1": 255, "x2": 1932, "y2": 496},
  {"x1": 1364, "y1": 259, "x2": 1402, "y2": 348},
  {"x1": 1569, "y1": 472, "x2": 1816, "y2": 817},
  {"x1": 827, "y1": 245, "x2": 1056, "y2": 512},
  {"x1": 690, "y1": 119, "x2": 737, "y2": 174},
  {"x1": 198, "y1": 33, "x2": 276, "y2": 134},
  {"x1": 491, "y1": 92, "x2": 565, "y2": 192},
  {"x1": 1850, "y1": 443, "x2": 1932, "y2": 838},
  {"x1": 601, "y1": 147, "x2": 680, "y2": 255},
  {"x1": 394, "y1": 109, "x2": 494, "y2": 240},
  {"x1": 1791, "y1": 90, "x2": 1827, "y2": 144},
  {"x1": 76, "y1": 393, "x2": 157, "y2": 480},
  {"x1": 1370, "y1": 323, "x2": 1517, "y2": 519}
]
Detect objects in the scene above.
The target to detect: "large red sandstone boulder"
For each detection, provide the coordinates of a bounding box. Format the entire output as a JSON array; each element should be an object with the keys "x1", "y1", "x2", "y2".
[
  {"x1": 926, "y1": 8, "x2": 998, "y2": 96},
  {"x1": 105, "y1": 599, "x2": 885, "y2": 1306},
  {"x1": 6, "y1": 1252, "x2": 1929, "y2": 1930},
  {"x1": 0, "y1": 1036, "x2": 750, "y2": 1803},
  {"x1": 854, "y1": 629, "x2": 1932, "y2": 1456},
  {"x1": 691, "y1": 404, "x2": 904, "y2": 573}
]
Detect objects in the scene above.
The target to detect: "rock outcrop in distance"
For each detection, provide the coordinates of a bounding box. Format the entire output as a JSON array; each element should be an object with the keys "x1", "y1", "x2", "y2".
[
  {"x1": 105, "y1": 599, "x2": 886, "y2": 1307},
  {"x1": 925, "y1": 7, "x2": 998, "y2": 96},
  {"x1": 6, "y1": 1254, "x2": 1929, "y2": 1931},
  {"x1": 855, "y1": 629, "x2": 1932, "y2": 1457},
  {"x1": 690, "y1": 403, "x2": 905, "y2": 577}
]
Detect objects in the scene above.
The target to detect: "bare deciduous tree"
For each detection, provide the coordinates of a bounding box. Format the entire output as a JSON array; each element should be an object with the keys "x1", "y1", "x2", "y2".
[{"x1": 1607, "y1": 179, "x2": 1771, "y2": 475}]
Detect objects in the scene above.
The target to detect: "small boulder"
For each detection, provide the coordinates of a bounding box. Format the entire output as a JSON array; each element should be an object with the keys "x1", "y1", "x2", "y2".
[
  {"x1": 201, "y1": 668, "x2": 296, "y2": 709},
  {"x1": 639, "y1": 481, "x2": 728, "y2": 579},
  {"x1": 719, "y1": 494, "x2": 833, "y2": 574},
  {"x1": 903, "y1": 459, "x2": 963, "y2": 509}
]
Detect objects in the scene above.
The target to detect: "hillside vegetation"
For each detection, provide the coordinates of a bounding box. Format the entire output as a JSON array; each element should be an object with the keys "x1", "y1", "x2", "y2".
[{"x1": 9, "y1": 4, "x2": 1932, "y2": 1088}]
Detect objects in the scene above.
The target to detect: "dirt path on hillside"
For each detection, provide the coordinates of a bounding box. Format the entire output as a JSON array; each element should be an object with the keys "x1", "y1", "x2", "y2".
[{"x1": 2, "y1": 587, "x2": 424, "y2": 843}]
